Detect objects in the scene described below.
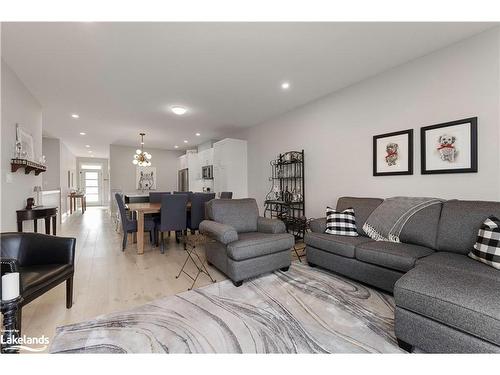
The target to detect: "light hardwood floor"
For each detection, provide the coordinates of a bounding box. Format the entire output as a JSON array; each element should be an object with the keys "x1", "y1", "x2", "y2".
[{"x1": 20, "y1": 207, "x2": 227, "y2": 352}]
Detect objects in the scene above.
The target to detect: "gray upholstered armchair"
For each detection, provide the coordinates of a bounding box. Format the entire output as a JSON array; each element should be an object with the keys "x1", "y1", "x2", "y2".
[{"x1": 200, "y1": 198, "x2": 294, "y2": 286}]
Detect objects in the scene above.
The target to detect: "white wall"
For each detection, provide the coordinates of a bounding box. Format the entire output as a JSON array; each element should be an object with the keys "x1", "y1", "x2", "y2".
[
  {"x1": 109, "y1": 144, "x2": 182, "y2": 195},
  {"x1": 59, "y1": 141, "x2": 76, "y2": 214},
  {"x1": 42, "y1": 137, "x2": 60, "y2": 190},
  {"x1": 1, "y1": 60, "x2": 43, "y2": 231},
  {"x1": 236, "y1": 28, "x2": 500, "y2": 218}
]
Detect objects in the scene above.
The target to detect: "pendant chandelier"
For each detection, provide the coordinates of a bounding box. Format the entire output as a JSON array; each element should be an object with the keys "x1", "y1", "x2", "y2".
[{"x1": 132, "y1": 133, "x2": 152, "y2": 166}]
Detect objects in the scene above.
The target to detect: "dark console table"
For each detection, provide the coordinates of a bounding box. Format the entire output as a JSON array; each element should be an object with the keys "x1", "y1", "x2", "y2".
[{"x1": 16, "y1": 206, "x2": 58, "y2": 235}]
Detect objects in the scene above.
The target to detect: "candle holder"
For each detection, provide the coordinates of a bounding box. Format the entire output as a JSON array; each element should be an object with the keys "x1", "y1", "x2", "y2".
[{"x1": 1, "y1": 296, "x2": 23, "y2": 354}]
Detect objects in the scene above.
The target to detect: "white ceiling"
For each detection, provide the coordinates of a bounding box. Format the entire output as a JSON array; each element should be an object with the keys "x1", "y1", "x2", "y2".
[{"x1": 2, "y1": 22, "x2": 497, "y2": 158}]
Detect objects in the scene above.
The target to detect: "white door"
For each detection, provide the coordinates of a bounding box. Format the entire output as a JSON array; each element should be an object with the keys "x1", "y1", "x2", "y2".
[{"x1": 83, "y1": 170, "x2": 102, "y2": 206}]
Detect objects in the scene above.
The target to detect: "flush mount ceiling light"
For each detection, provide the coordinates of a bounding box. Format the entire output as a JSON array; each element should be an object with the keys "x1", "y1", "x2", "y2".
[
  {"x1": 85, "y1": 145, "x2": 90, "y2": 148},
  {"x1": 195, "y1": 133, "x2": 201, "y2": 136},
  {"x1": 281, "y1": 81, "x2": 291, "y2": 90},
  {"x1": 71, "y1": 114, "x2": 80, "y2": 118},
  {"x1": 79, "y1": 132, "x2": 86, "y2": 135},
  {"x1": 171, "y1": 106, "x2": 188, "y2": 115},
  {"x1": 132, "y1": 133, "x2": 152, "y2": 167},
  {"x1": 174, "y1": 145, "x2": 179, "y2": 149},
  {"x1": 183, "y1": 140, "x2": 188, "y2": 144}
]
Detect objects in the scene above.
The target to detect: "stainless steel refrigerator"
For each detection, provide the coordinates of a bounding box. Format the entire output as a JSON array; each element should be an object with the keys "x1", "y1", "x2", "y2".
[{"x1": 178, "y1": 168, "x2": 189, "y2": 192}]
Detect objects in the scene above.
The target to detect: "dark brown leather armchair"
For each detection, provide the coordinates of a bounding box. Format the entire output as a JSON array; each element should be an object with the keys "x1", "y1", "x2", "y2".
[{"x1": 0, "y1": 232, "x2": 76, "y2": 333}]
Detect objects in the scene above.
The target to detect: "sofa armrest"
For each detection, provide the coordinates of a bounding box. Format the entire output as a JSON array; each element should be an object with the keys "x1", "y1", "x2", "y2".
[
  {"x1": 257, "y1": 217, "x2": 286, "y2": 234},
  {"x1": 199, "y1": 220, "x2": 238, "y2": 245},
  {"x1": 1, "y1": 258, "x2": 19, "y2": 276},
  {"x1": 19, "y1": 233, "x2": 76, "y2": 267},
  {"x1": 309, "y1": 218, "x2": 327, "y2": 233}
]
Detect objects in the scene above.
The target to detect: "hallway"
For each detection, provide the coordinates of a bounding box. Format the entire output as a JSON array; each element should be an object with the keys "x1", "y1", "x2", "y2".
[{"x1": 20, "y1": 207, "x2": 226, "y2": 352}]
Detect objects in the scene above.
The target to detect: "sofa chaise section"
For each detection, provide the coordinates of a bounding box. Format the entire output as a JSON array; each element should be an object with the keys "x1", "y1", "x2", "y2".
[{"x1": 394, "y1": 199, "x2": 500, "y2": 353}]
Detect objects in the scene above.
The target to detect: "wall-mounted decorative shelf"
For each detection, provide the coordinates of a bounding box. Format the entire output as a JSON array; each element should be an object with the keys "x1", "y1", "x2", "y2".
[{"x1": 11, "y1": 159, "x2": 47, "y2": 175}]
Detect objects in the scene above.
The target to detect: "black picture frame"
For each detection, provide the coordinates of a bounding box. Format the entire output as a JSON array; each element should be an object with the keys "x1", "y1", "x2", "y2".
[
  {"x1": 421, "y1": 117, "x2": 477, "y2": 174},
  {"x1": 373, "y1": 129, "x2": 413, "y2": 176}
]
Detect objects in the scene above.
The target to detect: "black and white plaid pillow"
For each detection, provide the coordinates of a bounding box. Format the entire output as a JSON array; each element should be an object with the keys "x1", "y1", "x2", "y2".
[
  {"x1": 324, "y1": 207, "x2": 358, "y2": 236},
  {"x1": 468, "y1": 216, "x2": 500, "y2": 270}
]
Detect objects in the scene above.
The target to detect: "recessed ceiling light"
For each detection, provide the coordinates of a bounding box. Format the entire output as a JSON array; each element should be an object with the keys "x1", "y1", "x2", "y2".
[
  {"x1": 281, "y1": 81, "x2": 290, "y2": 90},
  {"x1": 174, "y1": 145, "x2": 179, "y2": 149},
  {"x1": 171, "y1": 106, "x2": 188, "y2": 115},
  {"x1": 195, "y1": 133, "x2": 201, "y2": 136},
  {"x1": 71, "y1": 114, "x2": 80, "y2": 119},
  {"x1": 79, "y1": 132, "x2": 86, "y2": 135},
  {"x1": 183, "y1": 140, "x2": 188, "y2": 144},
  {"x1": 85, "y1": 145, "x2": 90, "y2": 148},
  {"x1": 88, "y1": 150, "x2": 92, "y2": 153},
  {"x1": 90, "y1": 155, "x2": 94, "y2": 157}
]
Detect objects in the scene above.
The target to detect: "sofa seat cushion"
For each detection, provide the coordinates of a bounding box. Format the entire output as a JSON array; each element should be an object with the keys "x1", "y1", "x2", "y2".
[
  {"x1": 416, "y1": 252, "x2": 500, "y2": 281},
  {"x1": 227, "y1": 232, "x2": 294, "y2": 261},
  {"x1": 19, "y1": 264, "x2": 73, "y2": 295},
  {"x1": 356, "y1": 241, "x2": 434, "y2": 272},
  {"x1": 304, "y1": 232, "x2": 373, "y2": 258},
  {"x1": 394, "y1": 265, "x2": 500, "y2": 346}
]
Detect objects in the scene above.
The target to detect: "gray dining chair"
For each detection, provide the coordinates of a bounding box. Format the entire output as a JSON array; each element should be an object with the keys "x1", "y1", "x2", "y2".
[
  {"x1": 115, "y1": 193, "x2": 156, "y2": 251},
  {"x1": 220, "y1": 191, "x2": 233, "y2": 199},
  {"x1": 149, "y1": 191, "x2": 171, "y2": 203},
  {"x1": 155, "y1": 194, "x2": 189, "y2": 253},
  {"x1": 188, "y1": 193, "x2": 216, "y2": 233},
  {"x1": 174, "y1": 191, "x2": 193, "y2": 202}
]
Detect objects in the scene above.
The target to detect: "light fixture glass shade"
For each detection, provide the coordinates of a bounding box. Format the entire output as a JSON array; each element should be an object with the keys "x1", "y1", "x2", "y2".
[
  {"x1": 133, "y1": 159, "x2": 138, "y2": 165},
  {"x1": 146, "y1": 153, "x2": 151, "y2": 160},
  {"x1": 136, "y1": 149, "x2": 141, "y2": 154}
]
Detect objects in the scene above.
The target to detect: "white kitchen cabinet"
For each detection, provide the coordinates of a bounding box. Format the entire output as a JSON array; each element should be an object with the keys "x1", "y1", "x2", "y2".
[
  {"x1": 213, "y1": 138, "x2": 248, "y2": 198},
  {"x1": 178, "y1": 154, "x2": 187, "y2": 170}
]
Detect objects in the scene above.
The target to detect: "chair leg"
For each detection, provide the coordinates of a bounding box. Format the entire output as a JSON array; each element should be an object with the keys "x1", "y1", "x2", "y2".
[
  {"x1": 233, "y1": 280, "x2": 243, "y2": 287},
  {"x1": 149, "y1": 231, "x2": 153, "y2": 244},
  {"x1": 175, "y1": 231, "x2": 180, "y2": 244},
  {"x1": 66, "y1": 277, "x2": 74, "y2": 309},
  {"x1": 397, "y1": 338, "x2": 413, "y2": 353},
  {"x1": 168, "y1": 231, "x2": 171, "y2": 237},
  {"x1": 122, "y1": 232, "x2": 128, "y2": 251},
  {"x1": 160, "y1": 232, "x2": 165, "y2": 254}
]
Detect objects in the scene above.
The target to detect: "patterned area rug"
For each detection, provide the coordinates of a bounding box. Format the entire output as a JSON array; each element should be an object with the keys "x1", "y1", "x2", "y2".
[{"x1": 51, "y1": 263, "x2": 402, "y2": 353}]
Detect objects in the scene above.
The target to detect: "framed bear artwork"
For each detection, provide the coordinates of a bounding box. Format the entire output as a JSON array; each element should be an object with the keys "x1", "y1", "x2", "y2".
[
  {"x1": 373, "y1": 129, "x2": 414, "y2": 176},
  {"x1": 421, "y1": 117, "x2": 477, "y2": 174}
]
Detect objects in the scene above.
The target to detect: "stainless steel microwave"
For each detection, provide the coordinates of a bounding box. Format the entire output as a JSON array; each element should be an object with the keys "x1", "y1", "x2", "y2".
[{"x1": 202, "y1": 165, "x2": 213, "y2": 179}]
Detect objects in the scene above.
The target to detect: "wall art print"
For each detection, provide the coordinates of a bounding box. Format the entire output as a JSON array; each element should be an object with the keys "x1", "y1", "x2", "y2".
[
  {"x1": 136, "y1": 166, "x2": 157, "y2": 190},
  {"x1": 373, "y1": 129, "x2": 413, "y2": 176},
  {"x1": 421, "y1": 117, "x2": 477, "y2": 174}
]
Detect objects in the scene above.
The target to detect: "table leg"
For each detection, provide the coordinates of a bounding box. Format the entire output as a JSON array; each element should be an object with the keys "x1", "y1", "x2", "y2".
[
  {"x1": 44, "y1": 217, "x2": 51, "y2": 234},
  {"x1": 83, "y1": 197, "x2": 86, "y2": 213},
  {"x1": 34, "y1": 219, "x2": 38, "y2": 233},
  {"x1": 70, "y1": 197, "x2": 73, "y2": 214},
  {"x1": 17, "y1": 221, "x2": 23, "y2": 232},
  {"x1": 137, "y1": 211, "x2": 145, "y2": 255},
  {"x1": 52, "y1": 215, "x2": 57, "y2": 235}
]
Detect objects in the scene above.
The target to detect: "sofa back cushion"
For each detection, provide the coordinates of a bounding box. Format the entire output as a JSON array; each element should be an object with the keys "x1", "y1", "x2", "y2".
[
  {"x1": 336, "y1": 197, "x2": 383, "y2": 236},
  {"x1": 399, "y1": 203, "x2": 443, "y2": 249},
  {"x1": 437, "y1": 200, "x2": 500, "y2": 255},
  {"x1": 206, "y1": 198, "x2": 259, "y2": 233}
]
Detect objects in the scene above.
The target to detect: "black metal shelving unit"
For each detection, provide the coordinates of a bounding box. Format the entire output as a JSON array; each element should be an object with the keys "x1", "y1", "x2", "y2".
[{"x1": 264, "y1": 150, "x2": 306, "y2": 240}]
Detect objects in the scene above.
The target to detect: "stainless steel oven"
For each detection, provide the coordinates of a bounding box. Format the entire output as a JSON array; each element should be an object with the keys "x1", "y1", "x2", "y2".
[{"x1": 202, "y1": 165, "x2": 213, "y2": 180}]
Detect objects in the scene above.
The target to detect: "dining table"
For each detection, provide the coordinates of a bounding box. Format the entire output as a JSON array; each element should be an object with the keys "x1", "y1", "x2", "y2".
[{"x1": 126, "y1": 201, "x2": 191, "y2": 255}]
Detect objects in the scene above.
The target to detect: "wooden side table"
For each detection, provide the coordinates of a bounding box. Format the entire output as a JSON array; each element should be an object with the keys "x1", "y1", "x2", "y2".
[
  {"x1": 69, "y1": 194, "x2": 86, "y2": 214},
  {"x1": 16, "y1": 206, "x2": 58, "y2": 235}
]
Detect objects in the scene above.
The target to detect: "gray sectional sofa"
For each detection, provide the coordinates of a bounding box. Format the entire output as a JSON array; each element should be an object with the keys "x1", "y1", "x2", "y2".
[
  {"x1": 200, "y1": 198, "x2": 294, "y2": 287},
  {"x1": 305, "y1": 197, "x2": 500, "y2": 353}
]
